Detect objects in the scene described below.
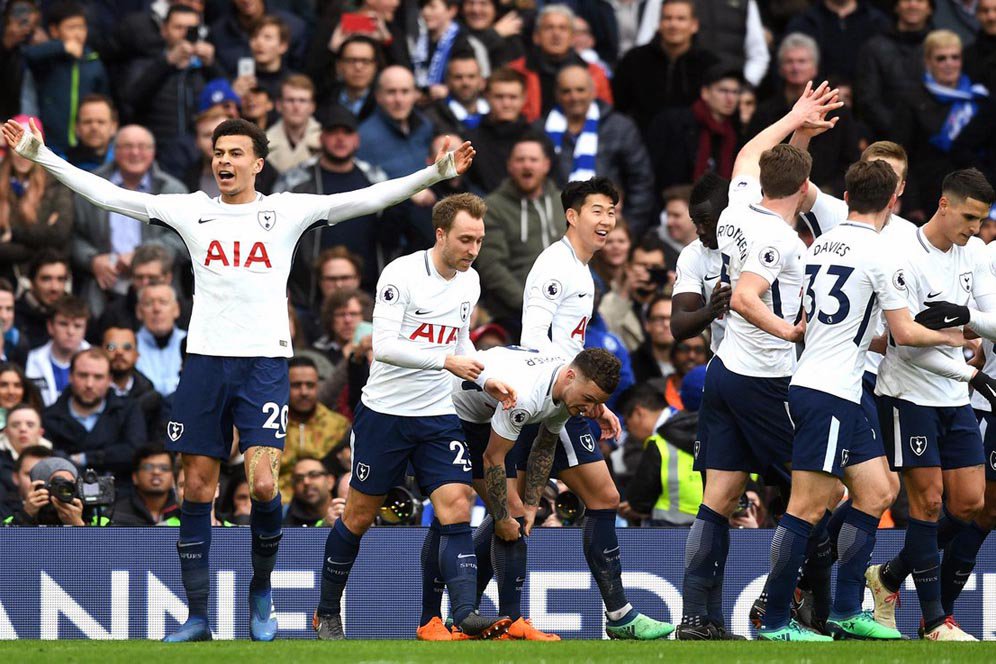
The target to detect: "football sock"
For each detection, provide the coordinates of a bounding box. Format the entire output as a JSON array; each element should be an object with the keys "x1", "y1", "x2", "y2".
[
  {"x1": 249, "y1": 495, "x2": 282, "y2": 593},
  {"x1": 419, "y1": 518, "x2": 444, "y2": 626},
  {"x1": 833, "y1": 506, "x2": 879, "y2": 617},
  {"x1": 177, "y1": 499, "x2": 212, "y2": 621},
  {"x1": 799, "y1": 510, "x2": 832, "y2": 624},
  {"x1": 682, "y1": 505, "x2": 727, "y2": 624},
  {"x1": 473, "y1": 515, "x2": 495, "y2": 604},
  {"x1": 318, "y1": 519, "x2": 361, "y2": 616},
  {"x1": 903, "y1": 518, "x2": 945, "y2": 630},
  {"x1": 439, "y1": 522, "x2": 476, "y2": 625},
  {"x1": 707, "y1": 520, "x2": 730, "y2": 627},
  {"x1": 762, "y1": 513, "x2": 812, "y2": 630},
  {"x1": 582, "y1": 508, "x2": 628, "y2": 614},
  {"x1": 937, "y1": 506, "x2": 970, "y2": 550},
  {"x1": 827, "y1": 500, "x2": 851, "y2": 561},
  {"x1": 941, "y1": 522, "x2": 989, "y2": 616},
  {"x1": 491, "y1": 517, "x2": 527, "y2": 620}
]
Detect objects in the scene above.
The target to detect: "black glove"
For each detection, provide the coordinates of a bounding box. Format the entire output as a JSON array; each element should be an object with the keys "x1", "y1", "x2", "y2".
[
  {"x1": 914, "y1": 301, "x2": 970, "y2": 329},
  {"x1": 970, "y1": 371, "x2": 996, "y2": 410}
]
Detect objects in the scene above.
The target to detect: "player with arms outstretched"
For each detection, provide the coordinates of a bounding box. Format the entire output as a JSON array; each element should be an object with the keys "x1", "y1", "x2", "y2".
[{"x1": 1, "y1": 117, "x2": 475, "y2": 643}]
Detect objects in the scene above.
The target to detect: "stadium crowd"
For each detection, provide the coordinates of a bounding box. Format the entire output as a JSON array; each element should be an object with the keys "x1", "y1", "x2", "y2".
[{"x1": 0, "y1": 0, "x2": 995, "y2": 531}]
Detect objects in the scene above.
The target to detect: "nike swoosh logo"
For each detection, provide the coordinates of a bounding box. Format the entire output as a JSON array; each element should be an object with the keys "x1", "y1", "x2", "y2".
[
  {"x1": 704, "y1": 274, "x2": 720, "y2": 281},
  {"x1": 326, "y1": 557, "x2": 351, "y2": 565},
  {"x1": 515, "y1": 577, "x2": 526, "y2": 583},
  {"x1": 457, "y1": 553, "x2": 476, "y2": 559},
  {"x1": 954, "y1": 571, "x2": 972, "y2": 577},
  {"x1": 177, "y1": 541, "x2": 201, "y2": 548},
  {"x1": 927, "y1": 291, "x2": 942, "y2": 298},
  {"x1": 198, "y1": 218, "x2": 218, "y2": 224},
  {"x1": 912, "y1": 567, "x2": 937, "y2": 574},
  {"x1": 944, "y1": 316, "x2": 959, "y2": 323},
  {"x1": 602, "y1": 547, "x2": 620, "y2": 555},
  {"x1": 415, "y1": 309, "x2": 432, "y2": 315},
  {"x1": 578, "y1": 293, "x2": 588, "y2": 298}
]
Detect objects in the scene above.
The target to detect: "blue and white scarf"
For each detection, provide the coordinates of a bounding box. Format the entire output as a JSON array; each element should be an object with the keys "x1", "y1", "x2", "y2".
[
  {"x1": 413, "y1": 21, "x2": 460, "y2": 88},
  {"x1": 924, "y1": 72, "x2": 989, "y2": 153},
  {"x1": 447, "y1": 97, "x2": 489, "y2": 129},
  {"x1": 544, "y1": 102, "x2": 599, "y2": 182}
]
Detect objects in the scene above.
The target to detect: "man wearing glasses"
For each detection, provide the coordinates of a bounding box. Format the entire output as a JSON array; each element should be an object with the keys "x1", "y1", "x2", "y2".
[
  {"x1": 283, "y1": 457, "x2": 336, "y2": 527},
  {"x1": 103, "y1": 326, "x2": 162, "y2": 442},
  {"x1": 111, "y1": 444, "x2": 177, "y2": 525}
]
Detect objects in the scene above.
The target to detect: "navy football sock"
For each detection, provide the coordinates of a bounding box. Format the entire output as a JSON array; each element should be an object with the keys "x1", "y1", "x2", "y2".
[
  {"x1": 941, "y1": 522, "x2": 990, "y2": 616},
  {"x1": 682, "y1": 505, "x2": 728, "y2": 625},
  {"x1": 833, "y1": 506, "x2": 879, "y2": 617},
  {"x1": 318, "y1": 519, "x2": 361, "y2": 616},
  {"x1": 707, "y1": 522, "x2": 730, "y2": 627},
  {"x1": 439, "y1": 522, "x2": 477, "y2": 624},
  {"x1": 903, "y1": 518, "x2": 944, "y2": 630},
  {"x1": 799, "y1": 511, "x2": 832, "y2": 624},
  {"x1": 762, "y1": 513, "x2": 812, "y2": 631},
  {"x1": 582, "y1": 508, "x2": 629, "y2": 614},
  {"x1": 177, "y1": 499, "x2": 213, "y2": 621},
  {"x1": 937, "y1": 506, "x2": 970, "y2": 551},
  {"x1": 473, "y1": 515, "x2": 495, "y2": 604},
  {"x1": 827, "y1": 500, "x2": 851, "y2": 561},
  {"x1": 419, "y1": 519, "x2": 445, "y2": 626},
  {"x1": 249, "y1": 495, "x2": 282, "y2": 592},
  {"x1": 491, "y1": 517, "x2": 527, "y2": 620}
]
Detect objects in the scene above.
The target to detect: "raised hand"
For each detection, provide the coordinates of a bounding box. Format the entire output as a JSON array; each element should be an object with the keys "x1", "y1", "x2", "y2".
[
  {"x1": 790, "y1": 80, "x2": 843, "y2": 133},
  {"x1": 434, "y1": 137, "x2": 476, "y2": 177},
  {"x1": 2, "y1": 117, "x2": 43, "y2": 159}
]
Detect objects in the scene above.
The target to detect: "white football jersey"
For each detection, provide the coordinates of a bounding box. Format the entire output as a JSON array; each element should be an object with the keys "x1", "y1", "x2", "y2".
[
  {"x1": 715, "y1": 176, "x2": 806, "y2": 378},
  {"x1": 672, "y1": 239, "x2": 727, "y2": 354},
  {"x1": 521, "y1": 237, "x2": 594, "y2": 359},
  {"x1": 791, "y1": 222, "x2": 908, "y2": 403},
  {"x1": 362, "y1": 250, "x2": 480, "y2": 416},
  {"x1": 972, "y1": 242, "x2": 996, "y2": 412},
  {"x1": 452, "y1": 346, "x2": 571, "y2": 439},
  {"x1": 877, "y1": 232, "x2": 996, "y2": 407},
  {"x1": 146, "y1": 191, "x2": 337, "y2": 357}
]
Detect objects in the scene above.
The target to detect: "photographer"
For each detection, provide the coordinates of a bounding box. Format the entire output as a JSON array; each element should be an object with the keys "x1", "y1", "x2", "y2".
[{"x1": 3, "y1": 447, "x2": 108, "y2": 526}]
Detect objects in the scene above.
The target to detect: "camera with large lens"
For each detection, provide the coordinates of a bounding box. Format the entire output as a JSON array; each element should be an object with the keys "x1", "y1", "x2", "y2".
[
  {"x1": 77, "y1": 468, "x2": 115, "y2": 507},
  {"x1": 378, "y1": 485, "x2": 421, "y2": 525},
  {"x1": 555, "y1": 490, "x2": 585, "y2": 526},
  {"x1": 46, "y1": 476, "x2": 77, "y2": 504}
]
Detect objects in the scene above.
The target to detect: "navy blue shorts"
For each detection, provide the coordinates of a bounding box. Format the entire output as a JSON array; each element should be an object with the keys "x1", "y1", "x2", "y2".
[
  {"x1": 516, "y1": 416, "x2": 602, "y2": 476},
  {"x1": 974, "y1": 410, "x2": 996, "y2": 481},
  {"x1": 861, "y1": 371, "x2": 883, "y2": 446},
  {"x1": 698, "y1": 356, "x2": 793, "y2": 476},
  {"x1": 789, "y1": 386, "x2": 882, "y2": 478},
  {"x1": 349, "y1": 401, "x2": 472, "y2": 496},
  {"x1": 462, "y1": 419, "x2": 518, "y2": 480},
  {"x1": 166, "y1": 354, "x2": 289, "y2": 459},
  {"x1": 877, "y1": 396, "x2": 984, "y2": 471}
]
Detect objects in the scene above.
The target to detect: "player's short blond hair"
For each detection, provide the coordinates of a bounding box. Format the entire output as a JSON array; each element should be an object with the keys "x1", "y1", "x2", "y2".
[
  {"x1": 432, "y1": 193, "x2": 487, "y2": 232},
  {"x1": 861, "y1": 141, "x2": 908, "y2": 182}
]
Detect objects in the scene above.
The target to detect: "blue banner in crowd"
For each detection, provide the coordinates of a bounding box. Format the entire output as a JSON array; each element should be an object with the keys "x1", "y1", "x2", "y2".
[{"x1": 0, "y1": 528, "x2": 994, "y2": 640}]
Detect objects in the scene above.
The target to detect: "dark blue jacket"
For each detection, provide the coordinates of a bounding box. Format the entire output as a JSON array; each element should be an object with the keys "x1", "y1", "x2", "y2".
[{"x1": 357, "y1": 107, "x2": 435, "y2": 179}]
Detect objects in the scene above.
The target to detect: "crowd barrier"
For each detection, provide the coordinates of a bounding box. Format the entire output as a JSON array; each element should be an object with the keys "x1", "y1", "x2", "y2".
[{"x1": 1, "y1": 527, "x2": 994, "y2": 640}]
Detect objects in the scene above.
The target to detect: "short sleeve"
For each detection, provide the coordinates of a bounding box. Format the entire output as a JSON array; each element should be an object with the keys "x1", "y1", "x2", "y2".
[
  {"x1": 868, "y1": 250, "x2": 908, "y2": 312},
  {"x1": 545, "y1": 409, "x2": 570, "y2": 435},
  {"x1": 491, "y1": 404, "x2": 533, "y2": 440},
  {"x1": 741, "y1": 229, "x2": 795, "y2": 285},
  {"x1": 372, "y1": 264, "x2": 410, "y2": 323},
  {"x1": 672, "y1": 245, "x2": 705, "y2": 297},
  {"x1": 727, "y1": 176, "x2": 762, "y2": 210},
  {"x1": 972, "y1": 239, "x2": 996, "y2": 299},
  {"x1": 523, "y1": 259, "x2": 566, "y2": 314},
  {"x1": 803, "y1": 189, "x2": 848, "y2": 239}
]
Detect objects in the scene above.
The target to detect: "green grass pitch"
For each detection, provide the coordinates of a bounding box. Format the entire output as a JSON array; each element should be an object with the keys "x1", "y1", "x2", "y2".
[{"x1": 1, "y1": 640, "x2": 991, "y2": 663}]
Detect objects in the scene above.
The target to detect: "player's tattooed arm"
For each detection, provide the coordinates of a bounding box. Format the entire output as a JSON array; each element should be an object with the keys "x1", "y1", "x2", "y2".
[
  {"x1": 484, "y1": 465, "x2": 509, "y2": 521},
  {"x1": 523, "y1": 426, "x2": 558, "y2": 508}
]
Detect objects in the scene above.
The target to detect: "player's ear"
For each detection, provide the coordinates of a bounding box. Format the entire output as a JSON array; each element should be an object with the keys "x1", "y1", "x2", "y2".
[{"x1": 253, "y1": 157, "x2": 263, "y2": 175}]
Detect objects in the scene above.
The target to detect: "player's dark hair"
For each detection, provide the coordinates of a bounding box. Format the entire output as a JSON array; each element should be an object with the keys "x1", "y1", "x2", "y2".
[
  {"x1": 132, "y1": 444, "x2": 171, "y2": 472},
  {"x1": 561, "y1": 177, "x2": 620, "y2": 225},
  {"x1": 689, "y1": 171, "x2": 730, "y2": 227},
  {"x1": 942, "y1": 168, "x2": 996, "y2": 206},
  {"x1": 845, "y1": 160, "x2": 898, "y2": 215},
  {"x1": 70, "y1": 347, "x2": 110, "y2": 373},
  {"x1": 28, "y1": 249, "x2": 69, "y2": 281},
  {"x1": 49, "y1": 294, "x2": 89, "y2": 322},
  {"x1": 571, "y1": 348, "x2": 621, "y2": 395},
  {"x1": 759, "y1": 144, "x2": 812, "y2": 199},
  {"x1": 289, "y1": 356, "x2": 318, "y2": 371},
  {"x1": 14, "y1": 445, "x2": 52, "y2": 473},
  {"x1": 212, "y1": 118, "x2": 270, "y2": 159},
  {"x1": 432, "y1": 192, "x2": 487, "y2": 232},
  {"x1": 46, "y1": 1, "x2": 85, "y2": 28},
  {"x1": 620, "y1": 382, "x2": 667, "y2": 418}
]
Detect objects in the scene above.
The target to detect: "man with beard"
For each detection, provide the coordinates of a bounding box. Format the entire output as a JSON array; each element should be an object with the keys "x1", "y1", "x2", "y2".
[
  {"x1": 279, "y1": 357, "x2": 350, "y2": 502},
  {"x1": 15, "y1": 251, "x2": 71, "y2": 349},
  {"x1": 283, "y1": 456, "x2": 335, "y2": 526},
  {"x1": 111, "y1": 445, "x2": 177, "y2": 525},
  {"x1": 102, "y1": 326, "x2": 161, "y2": 442},
  {"x1": 281, "y1": 105, "x2": 391, "y2": 312}
]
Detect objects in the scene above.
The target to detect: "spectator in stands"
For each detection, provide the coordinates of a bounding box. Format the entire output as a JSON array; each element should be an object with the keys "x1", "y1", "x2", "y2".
[
  {"x1": 933, "y1": 0, "x2": 980, "y2": 44},
  {"x1": 0, "y1": 364, "x2": 43, "y2": 428},
  {"x1": 631, "y1": 294, "x2": 675, "y2": 384},
  {"x1": 283, "y1": 456, "x2": 335, "y2": 526},
  {"x1": 613, "y1": 0, "x2": 719, "y2": 133},
  {"x1": 320, "y1": 35, "x2": 382, "y2": 121},
  {"x1": 592, "y1": 224, "x2": 631, "y2": 296},
  {"x1": 413, "y1": 0, "x2": 480, "y2": 100},
  {"x1": 71, "y1": 126, "x2": 189, "y2": 319},
  {"x1": 357, "y1": 65, "x2": 434, "y2": 179},
  {"x1": 659, "y1": 185, "x2": 696, "y2": 269},
  {"x1": 855, "y1": 0, "x2": 933, "y2": 140},
  {"x1": 470, "y1": 321, "x2": 510, "y2": 350},
  {"x1": 509, "y1": 4, "x2": 613, "y2": 122},
  {"x1": 0, "y1": 116, "x2": 74, "y2": 287},
  {"x1": 662, "y1": 333, "x2": 708, "y2": 408},
  {"x1": 464, "y1": 67, "x2": 529, "y2": 193},
  {"x1": 135, "y1": 284, "x2": 186, "y2": 396},
  {"x1": 241, "y1": 84, "x2": 276, "y2": 130},
  {"x1": 0, "y1": 0, "x2": 41, "y2": 120},
  {"x1": 3, "y1": 450, "x2": 101, "y2": 526},
  {"x1": 198, "y1": 77, "x2": 241, "y2": 119},
  {"x1": 895, "y1": 29, "x2": 989, "y2": 221},
  {"x1": 0, "y1": 404, "x2": 51, "y2": 506},
  {"x1": 785, "y1": 0, "x2": 890, "y2": 82},
  {"x1": 460, "y1": 0, "x2": 525, "y2": 67},
  {"x1": 966, "y1": 0, "x2": 996, "y2": 90},
  {"x1": 103, "y1": 326, "x2": 162, "y2": 441},
  {"x1": 315, "y1": 289, "x2": 372, "y2": 419},
  {"x1": 646, "y1": 65, "x2": 743, "y2": 195},
  {"x1": 111, "y1": 445, "x2": 177, "y2": 525},
  {"x1": 572, "y1": 16, "x2": 612, "y2": 83},
  {"x1": 541, "y1": 64, "x2": 654, "y2": 234},
  {"x1": 42, "y1": 348, "x2": 146, "y2": 484},
  {"x1": 26, "y1": 296, "x2": 90, "y2": 407},
  {"x1": 602, "y1": 234, "x2": 669, "y2": 351},
  {"x1": 0, "y1": 281, "x2": 28, "y2": 366},
  {"x1": 124, "y1": 4, "x2": 224, "y2": 178},
  {"x1": 95, "y1": 243, "x2": 189, "y2": 337},
  {"x1": 312, "y1": 289, "x2": 369, "y2": 366},
  {"x1": 405, "y1": 133, "x2": 480, "y2": 246},
  {"x1": 693, "y1": 0, "x2": 769, "y2": 88},
  {"x1": 585, "y1": 280, "x2": 635, "y2": 416},
  {"x1": 209, "y1": 0, "x2": 307, "y2": 77},
  {"x1": 425, "y1": 54, "x2": 490, "y2": 133},
  {"x1": 747, "y1": 34, "x2": 859, "y2": 194},
  {"x1": 218, "y1": 467, "x2": 252, "y2": 525},
  {"x1": 281, "y1": 106, "x2": 387, "y2": 310},
  {"x1": 67, "y1": 94, "x2": 118, "y2": 172},
  {"x1": 15, "y1": 251, "x2": 69, "y2": 349},
  {"x1": 475, "y1": 134, "x2": 562, "y2": 329},
  {"x1": 266, "y1": 74, "x2": 321, "y2": 174},
  {"x1": 22, "y1": 1, "x2": 109, "y2": 157},
  {"x1": 241, "y1": 15, "x2": 293, "y2": 102}
]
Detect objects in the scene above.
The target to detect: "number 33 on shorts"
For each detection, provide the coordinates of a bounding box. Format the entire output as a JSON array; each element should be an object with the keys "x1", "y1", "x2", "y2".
[{"x1": 262, "y1": 401, "x2": 288, "y2": 439}]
